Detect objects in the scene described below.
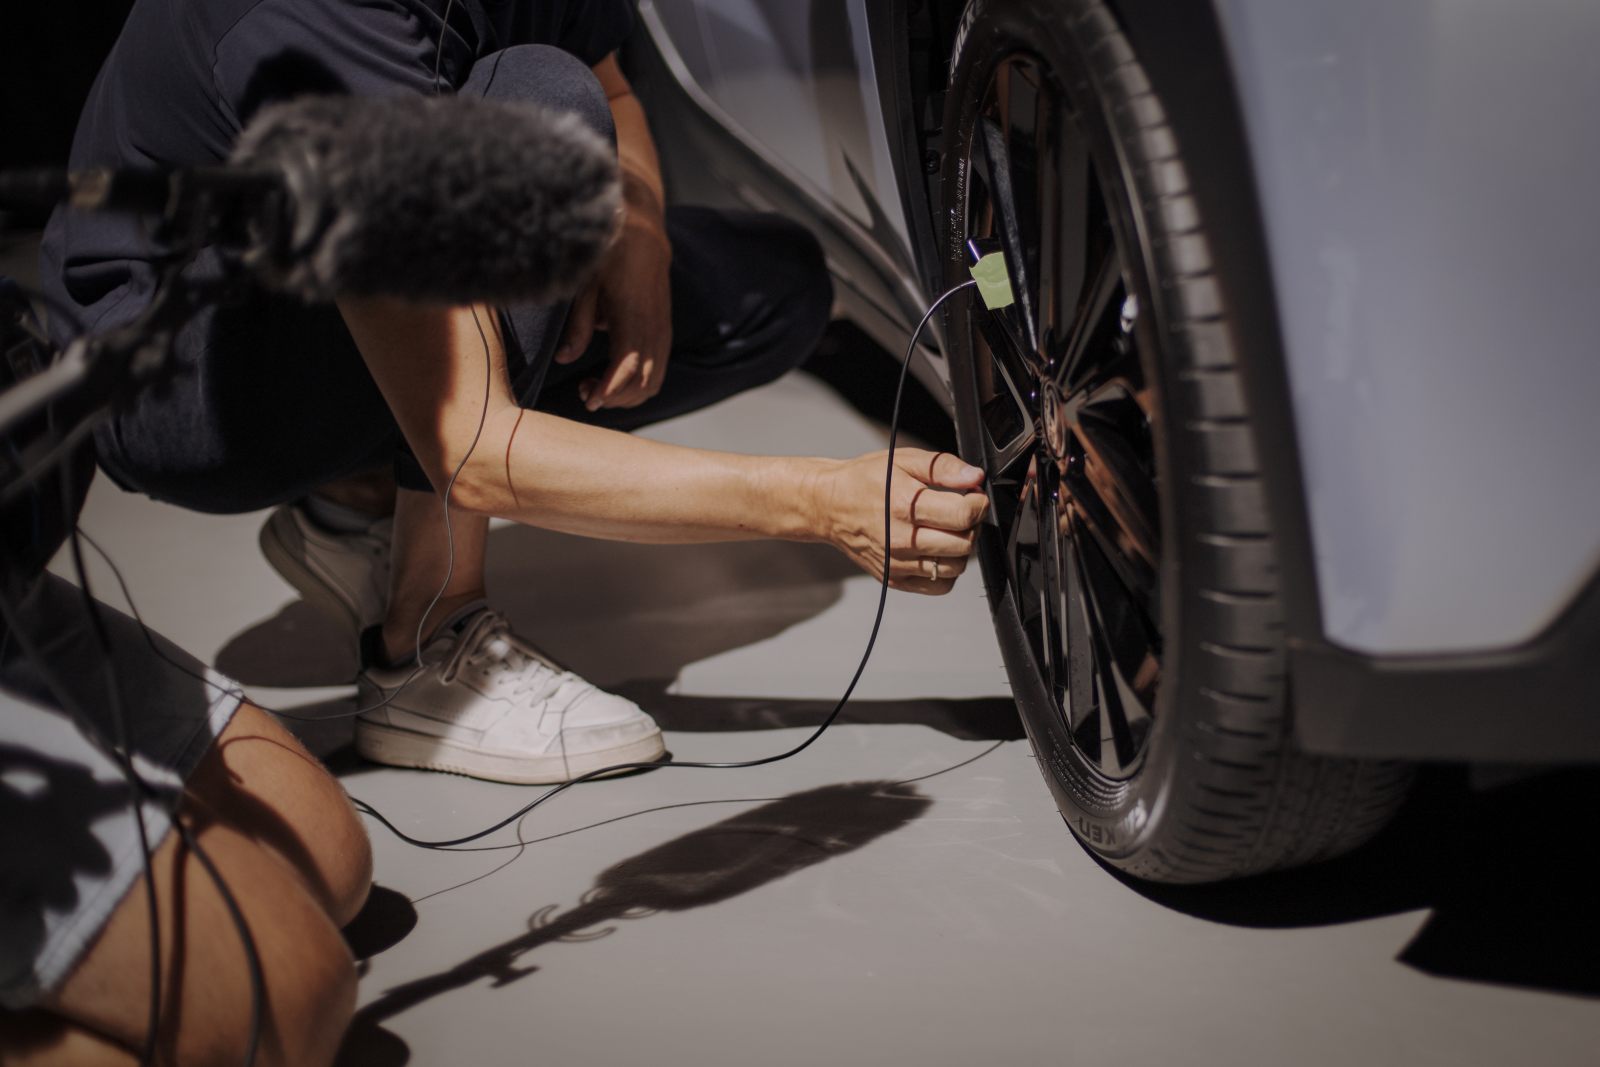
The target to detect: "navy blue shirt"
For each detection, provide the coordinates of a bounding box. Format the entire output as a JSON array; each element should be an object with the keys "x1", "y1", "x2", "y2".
[{"x1": 42, "y1": 0, "x2": 633, "y2": 330}]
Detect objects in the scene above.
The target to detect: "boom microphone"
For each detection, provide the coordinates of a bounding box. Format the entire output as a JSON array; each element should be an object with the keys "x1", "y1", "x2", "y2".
[
  {"x1": 230, "y1": 93, "x2": 621, "y2": 304},
  {"x1": 0, "y1": 93, "x2": 621, "y2": 306}
]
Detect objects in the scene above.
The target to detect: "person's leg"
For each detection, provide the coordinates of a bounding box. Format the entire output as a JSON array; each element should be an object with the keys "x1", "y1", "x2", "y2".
[
  {"x1": 309, "y1": 465, "x2": 398, "y2": 521},
  {"x1": 380, "y1": 489, "x2": 488, "y2": 663},
  {"x1": 0, "y1": 702, "x2": 369, "y2": 1066},
  {"x1": 7, "y1": 803, "x2": 356, "y2": 1067},
  {"x1": 1, "y1": 569, "x2": 372, "y2": 1064},
  {"x1": 95, "y1": 285, "x2": 400, "y2": 517},
  {"x1": 372, "y1": 46, "x2": 615, "y2": 658},
  {"x1": 184, "y1": 704, "x2": 373, "y2": 926},
  {"x1": 533, "y1": 206, "x2": 833, "y2": 430}
]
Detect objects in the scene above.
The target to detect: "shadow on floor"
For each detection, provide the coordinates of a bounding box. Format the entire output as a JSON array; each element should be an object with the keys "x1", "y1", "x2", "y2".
[
  {"x1": 612, "y1": 679, "x2": 1024, "y2": 742},
  {"x1": 1113, "y1": 765, "x2": 1600, "y2": 999},
  {"x1": 343, "y1": 885, "x2": 419, "y2": 967},
  {"x1": 215, "y1": 600, "x2": 356, "y2": 687},
  {"x1": 215, "y1": 533, "x2": 859, "y2": 692},
  {"x1": 334, "y1": 780, "x2": 932, "y2": 1066}
]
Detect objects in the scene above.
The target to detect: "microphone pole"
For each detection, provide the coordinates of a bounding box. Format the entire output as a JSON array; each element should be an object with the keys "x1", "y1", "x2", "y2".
[
  {"x1": 0, "y1": 166, "x2": 286, "y2": 236},
  {"x1": 0, "y1": 165, "x2": 293, "y2": 442}
]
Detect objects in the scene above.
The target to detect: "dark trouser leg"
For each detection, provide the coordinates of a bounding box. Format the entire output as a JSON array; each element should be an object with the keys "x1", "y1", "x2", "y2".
[{"x1": 505, "y1": 205, "x2": 833, "y2": 431}]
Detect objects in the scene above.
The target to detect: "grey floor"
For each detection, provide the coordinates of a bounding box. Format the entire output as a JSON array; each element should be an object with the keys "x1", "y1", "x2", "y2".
[{"x1": 46, "y1": 358, "x2": 1600, "y2": 1065}]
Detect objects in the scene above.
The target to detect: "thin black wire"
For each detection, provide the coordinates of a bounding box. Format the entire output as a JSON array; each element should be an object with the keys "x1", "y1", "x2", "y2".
[
  {"x1": 0, "y1": 14, "x2": 465, "y2": 1062},
  {"x1": 108, "y1": 3, "x2": 492, "y2": 724},
  {"x1": 350, "y1": 278, "x2": 981, "y2": 850},
  {"x1": 69, "y1": 529, "x2": 266, "y2": 1067},
  {"x1": 63, "y1": 530, "x2": 163, "y2": 1067},
  {"x1": 416, "y1": 737, "x2": 1010, "y2": 859},
  {"x1": 0, "y1": 575, "x2": 264, "y2": 1066},
  {"x1": 10, "y1": 184, "x2": 268, "y2": 1067},
  {"x1": 63, "y1": 505, "x2": 265, "y2": 1065},
  {"x1": 0, "y1": 410, "x2": 104, "y2": 507},
  {"x1": 405, "y1": 737, "x2": 1009, "y2": 905},
  {"x1": 1, "y1": 286, "x2": 162, "y2": 1064}
]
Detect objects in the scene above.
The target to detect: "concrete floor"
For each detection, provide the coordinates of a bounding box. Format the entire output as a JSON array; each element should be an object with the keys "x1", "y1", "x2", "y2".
[{"x1": 47, "y1": 361, "x2": 1600, "y2": 1067}]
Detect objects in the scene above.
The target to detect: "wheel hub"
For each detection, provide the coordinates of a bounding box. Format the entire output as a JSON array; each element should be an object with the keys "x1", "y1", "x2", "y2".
[{"x1": 1040, "y1": 378, "x2": 1069, "y2": 461}]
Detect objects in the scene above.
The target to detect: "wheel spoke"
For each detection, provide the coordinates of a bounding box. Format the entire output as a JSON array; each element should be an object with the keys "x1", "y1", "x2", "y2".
[
  {"x1": 1060, "y1": 460, "x2": 1160, "y2": 633},
  {"x1": 1069, "y1": 511, "x2": 1158, "y2": 772},
  {"x1": 968, "y1": 299, "x2": 1038, "y2": 474},
  {"x1": 1041, "y1": 104, "x2": 1091, "y2": 373},
  {"x1": 1072, "y1": 390, "x2": 1159, "y2": 569},
  {"x1": 978, "y1": 113, "x2": 1040, "y2": 357},
  {"x1": 1004, "y1": 457, "x2": 1052, "y2": 683},
  {"x1": 1057, "y1": 496, "x2": 1102, "y2": 760},
  {"x1": 1057, "y1": 247, "x2": 1123, "y2": 393}
]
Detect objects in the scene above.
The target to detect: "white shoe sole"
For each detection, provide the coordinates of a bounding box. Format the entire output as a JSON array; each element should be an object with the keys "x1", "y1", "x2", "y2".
[
  {"x1": 354, "y1": 720, "x2": 668, "y2": 784},
  {"x1": 259, "y1": 510, "x2": 366, "y2": 636}
]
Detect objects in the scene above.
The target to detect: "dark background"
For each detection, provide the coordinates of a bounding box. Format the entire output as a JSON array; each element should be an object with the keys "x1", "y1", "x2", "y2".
[{"x1": 2, "y1": 5, "x2": 135, "y2": 170}]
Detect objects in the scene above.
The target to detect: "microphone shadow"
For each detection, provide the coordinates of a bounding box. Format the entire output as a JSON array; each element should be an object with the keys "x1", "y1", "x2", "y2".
[
  {"x1": 1111, "y1": 765, "x2": 1600, "y2": 999},
  {"x1": 335, "y1": 780, "x2": 932, "y2": 1066}
]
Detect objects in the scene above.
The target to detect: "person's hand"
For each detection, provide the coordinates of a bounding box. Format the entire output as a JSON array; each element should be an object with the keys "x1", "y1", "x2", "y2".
[
  {"x1": 556, "y1": 209, "x2": 673, "y2": 412},
  {"x1": 817, "y1": 448, "x2": 989, "y2": 594}
]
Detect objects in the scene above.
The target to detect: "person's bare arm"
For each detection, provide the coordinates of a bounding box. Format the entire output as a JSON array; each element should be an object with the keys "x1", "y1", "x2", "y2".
[
  {"x1": 555, "y1": 53, "x2": 673, "y2": 411},
  {"x1": 338, "y1": 298, "x2": 987, "y2": 592}
]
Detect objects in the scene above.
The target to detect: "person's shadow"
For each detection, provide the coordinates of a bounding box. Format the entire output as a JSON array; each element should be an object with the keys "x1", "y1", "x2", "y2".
[{"x1": 334, "y1": 779, "x2": 932, "y2": 1066}]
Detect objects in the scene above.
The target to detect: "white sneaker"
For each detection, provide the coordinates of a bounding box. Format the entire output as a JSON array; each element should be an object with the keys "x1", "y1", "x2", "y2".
[
  {"x1": 259, "y1": 503, "x2": 391, "y2": 633},
  {"x1": 355, "y1": 606, "x2": 666, "y2": 783}
]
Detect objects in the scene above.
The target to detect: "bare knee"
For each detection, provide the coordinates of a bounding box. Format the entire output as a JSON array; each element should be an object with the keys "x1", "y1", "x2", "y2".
[
  {"x1": 45, "y1": 814, "x2": 357, "y2": 1067},
  {"x1": 192, "y1": 703, "x2": 373, "y2": 926},
  {"x1": 181, "y1": 854, "x2": 358, "y2": 1067},
  {"x1": 259, "y1": 911, "x2": 358, "y2": 1067}
]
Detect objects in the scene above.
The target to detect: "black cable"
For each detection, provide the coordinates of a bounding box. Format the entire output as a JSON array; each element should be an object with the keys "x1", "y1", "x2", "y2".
[
  {"x1": 173, "y1": 818, "x2": 264, "y2": 1067},
  {"x1": 0, "y1": 287, "x2": 163, "y2": 1064},
  {"x1": 63, "y1": 516, "x2": 163, "y2": 1066},
  {"x1": 0, "y1": 18, "x2": 460, "y2": 1060},
  {"x1": 2, "y1": 206, "x2": 265, "y2": 1067},
  {"x1": 54, "y1": 541, "x2": 265, "y2": 1067},
  {"x1": 0, "y1": 412, "x2": 104, "y2": 507},
  {"x1": 415, "y1": 738, "x2": 1010, "y2": 859},
  {"x1": 1, "y1": 275, "x2": 89, "y2": 339},
  {"x1": 349, "y1": 277, "x2": 981, "y2": 850}
]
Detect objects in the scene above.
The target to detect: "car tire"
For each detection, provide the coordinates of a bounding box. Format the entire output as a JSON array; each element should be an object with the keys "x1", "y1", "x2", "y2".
[{"x1": 941, "y1": 0, "x2": 1413, "y2": 883}]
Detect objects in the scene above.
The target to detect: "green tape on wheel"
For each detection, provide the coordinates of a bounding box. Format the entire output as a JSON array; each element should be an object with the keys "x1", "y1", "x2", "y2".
[{"x1": 969, "y1": 251, "x2": 1015, "y2": 310}]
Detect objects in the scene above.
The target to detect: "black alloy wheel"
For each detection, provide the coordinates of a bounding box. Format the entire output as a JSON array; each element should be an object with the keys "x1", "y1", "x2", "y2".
[{"x1": 942, "y1": 0, "x2": 1412, "y2": 883}]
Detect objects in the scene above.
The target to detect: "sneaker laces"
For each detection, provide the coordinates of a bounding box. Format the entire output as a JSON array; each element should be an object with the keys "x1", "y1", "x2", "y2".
[{"x1": 440, "y1": 610, "x2": 572, "y2": 703}]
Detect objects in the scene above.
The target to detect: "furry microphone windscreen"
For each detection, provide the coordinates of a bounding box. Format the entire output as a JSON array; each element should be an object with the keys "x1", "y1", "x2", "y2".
[{"x1": 230, "y1": 93, "x2": 621, "y2": 305}]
